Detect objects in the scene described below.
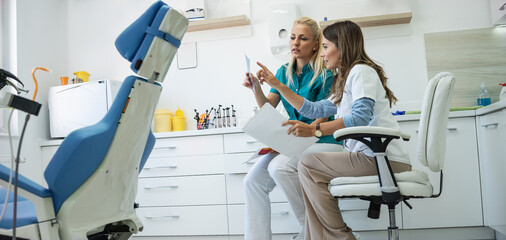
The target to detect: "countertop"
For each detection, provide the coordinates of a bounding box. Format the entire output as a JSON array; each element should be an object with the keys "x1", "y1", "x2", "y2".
[
  {"x1": 40, "y1": 100, "x2": 506, "y2": 147},
  {"x1": 475, "y1": 99, "x2": 506, "y2": 116}
]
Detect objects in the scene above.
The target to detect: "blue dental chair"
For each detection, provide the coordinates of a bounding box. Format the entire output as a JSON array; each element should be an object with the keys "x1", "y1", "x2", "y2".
[{"x1": 0, "y1": 2, "x2": 188, "y2": 239}]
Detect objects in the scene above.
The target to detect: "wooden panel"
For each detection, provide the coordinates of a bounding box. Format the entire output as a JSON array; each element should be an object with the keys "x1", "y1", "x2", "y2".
[
  {"x1": 319, "y1": 12, "x2": 412, "y2": 29},
  {"x1": 187, "y1": 15, "x2": 250, "y2": 32},
  {"x1": 424, "y1": 27, "x2": 506, "y2": 107}
]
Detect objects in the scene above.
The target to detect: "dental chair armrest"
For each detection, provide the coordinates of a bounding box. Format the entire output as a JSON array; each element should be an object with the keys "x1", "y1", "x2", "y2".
[
  {"x1": 333, "y1": 126, "x2": 410, "y2": 143},
  {"x1": 0, "y1": 164, "x2": 51, "y2": 200}
]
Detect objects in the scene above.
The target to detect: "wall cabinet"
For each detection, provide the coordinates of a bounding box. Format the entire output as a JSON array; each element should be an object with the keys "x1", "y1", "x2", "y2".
[
  {"x1": 398, "y1": 117, "x2": 483, "y2": 229},
  {"x1": 476, "y1": 109, "x2": 506, "y2": 235},
  {"x1": 490, "y1": 0, "x2": 506, "y2": 25}
]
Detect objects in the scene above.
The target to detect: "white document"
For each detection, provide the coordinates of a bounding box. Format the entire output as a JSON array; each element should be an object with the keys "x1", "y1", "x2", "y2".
[
  {"x1": 244, "y1": 54, "x2": 255, "y2": 94},
  {"x1": 242, "y1": 103, "x2": 318, "y2": 158}
]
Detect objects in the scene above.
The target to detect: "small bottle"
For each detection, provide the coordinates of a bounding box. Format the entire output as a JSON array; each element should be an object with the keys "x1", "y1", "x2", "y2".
[
  {"x1": 499, "y1": 83, "x2": 506, "y2": 101},
  {"x1": 477, "y1": 82, "x2": 491, "y2": 106}
]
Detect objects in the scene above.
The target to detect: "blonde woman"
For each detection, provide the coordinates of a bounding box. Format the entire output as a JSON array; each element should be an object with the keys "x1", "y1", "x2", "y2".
[{"x1": 242, "y1": 17, "x2": 342, "y2": 240}]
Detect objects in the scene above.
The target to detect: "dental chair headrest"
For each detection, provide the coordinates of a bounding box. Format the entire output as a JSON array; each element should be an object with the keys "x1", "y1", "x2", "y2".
[{"x1": 115, "y1": 1, "x2": 188, "y2": 82}]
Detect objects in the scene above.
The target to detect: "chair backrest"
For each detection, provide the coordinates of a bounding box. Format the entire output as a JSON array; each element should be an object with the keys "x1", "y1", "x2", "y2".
[{"x1": 417, "y1": 72, "x2": 456, "y2": 172}]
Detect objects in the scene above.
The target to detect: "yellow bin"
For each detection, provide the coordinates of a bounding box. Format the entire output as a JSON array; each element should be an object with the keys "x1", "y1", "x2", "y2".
[
  {"x1": 154, "y1": 109, "x2": 173, "y2": 132},
  {"x1": 172, "y1": 107, "x2": 186, "y2": 131},
  {"x1": 73, "y1": 71, "x2": 90, "y2": 82}
]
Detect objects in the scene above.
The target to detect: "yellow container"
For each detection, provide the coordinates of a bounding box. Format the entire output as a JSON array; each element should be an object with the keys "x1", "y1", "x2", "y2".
[
  {"x1": 172, "y1": 107, "x2": 186, "y2": 131},
  {"x1": 73, "y1": 71, "x2": 90, "y2": 82},
  {"x1": 154, "y1": 109, "x2": 173, "y2": 132}
]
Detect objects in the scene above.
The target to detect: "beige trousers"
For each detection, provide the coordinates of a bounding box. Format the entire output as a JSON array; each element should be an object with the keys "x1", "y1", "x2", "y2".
[{"x1": 298, "y1": 151, "x2": 411, "y2": 240}]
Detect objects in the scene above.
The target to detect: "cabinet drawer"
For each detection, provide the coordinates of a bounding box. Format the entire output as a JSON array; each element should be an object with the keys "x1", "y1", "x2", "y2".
[
  {"x1": 226, "y1": 173, "x2": 287, "y2": 204},
  {"x1": 135, "y1": 205, "x2": 228, "y2": 236},
  {"x1": 151, "y1": 135, "x2": 223, "y2": 157},
  {"x1": 228, "y1": 203, "x2": 300, "y2": 234},
  {"x1": 224, "y1": 153, "x2": 258, "y2": 174},
  {"x1": 137, "y1": 175, "x2": 226, "y2": 206},
  {"x1": 224, "y1": 133, "x2": 266, "y2": 153},
  {"x1": 140, "y1": 154, "x2": 225, "y2": 177}
]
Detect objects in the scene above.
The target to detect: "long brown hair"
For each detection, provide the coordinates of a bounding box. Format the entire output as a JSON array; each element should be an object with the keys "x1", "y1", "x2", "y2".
[{"x1": 324, "y1": 20, "x2": 397, "y2": 107}]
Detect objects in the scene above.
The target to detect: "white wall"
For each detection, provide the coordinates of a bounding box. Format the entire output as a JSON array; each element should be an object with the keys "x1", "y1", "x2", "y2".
[
  {"x1": 8, "y1": 0, "x2": 68, "y2": 183},
  {"x1": 64, "y1": 0, "x2": 493, "y2": 129},
  {"x1": 8, "y1": 0, "x2": 493, "y2": 182}
]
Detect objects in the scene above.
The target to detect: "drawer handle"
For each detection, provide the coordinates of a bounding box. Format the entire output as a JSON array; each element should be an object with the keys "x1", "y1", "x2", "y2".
[
  {"x1": 272, "y1": 211, "x2": 289, "y2": 216},
  {"x1": 245, "y1": 140, "x2": 258, "y2": 144},
  {"x1": 146, "y1": 215, "x2": 180, "y2": 219},
  {"x1": 416, "y1": 128, "x2": 457, "y2": 133},
  {"x1": 481, "y1": 123, "x2": 498, "y2": 128},
  {"x1": 144, "y1": 185, "x2": 179, "y2": 189},
  {"x1": 144, "y1": 165, "x2": 178, "y2": 170},
  {"x1": 153, "y1": 146, "x2": 177, "y2": 150}
]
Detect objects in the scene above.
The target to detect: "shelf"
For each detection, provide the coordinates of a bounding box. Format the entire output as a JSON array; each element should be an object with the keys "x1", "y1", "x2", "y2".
[
  {"x1": 187, "y1": 15, "x2": 251, "y2": 32},
  {"x1": 319, "y1": 12, "x2": 412, "y2": 29}
]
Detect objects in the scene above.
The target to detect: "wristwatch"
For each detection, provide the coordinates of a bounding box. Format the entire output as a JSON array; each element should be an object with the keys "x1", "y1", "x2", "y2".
[{"x1": 314, "y1": 123, "x2": 322, "y2": 137}]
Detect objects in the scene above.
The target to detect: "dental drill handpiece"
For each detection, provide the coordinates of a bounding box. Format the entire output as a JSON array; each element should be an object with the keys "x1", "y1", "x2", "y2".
[
  {"x1": 226, "y1": 107, "x2": 231, "y2": 127},
  {"x1": 231, "y1": 105, "x2": 237, "y2": 127},
  {"x1": 205, "y1": 107, "x2": 214, "y2": 129},
  {"x1": 217, "y1": 105, "x2": 222, "y2": 128},
  {"x1": 194, "y1": 109, "x2": 200, "y2": 129},
  {"x1": 222, "y1": 108, "x2": 227, "y2": 127}
]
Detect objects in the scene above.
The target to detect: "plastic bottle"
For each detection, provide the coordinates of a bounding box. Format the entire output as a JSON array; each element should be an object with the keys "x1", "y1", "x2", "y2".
[
  {"x1": 500, "y1": 83, "x2": 506, "y2": 101},
  {"x1": 477, "y1": 82, "x2": 491, "y2": 106}
]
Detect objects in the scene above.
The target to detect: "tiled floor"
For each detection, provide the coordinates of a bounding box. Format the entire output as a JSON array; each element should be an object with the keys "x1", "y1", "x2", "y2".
[{"x1": 132, "y1": 227, "x2": 499, "y2": 240}]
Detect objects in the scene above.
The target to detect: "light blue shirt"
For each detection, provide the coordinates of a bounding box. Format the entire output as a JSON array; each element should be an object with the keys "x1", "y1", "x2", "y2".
[{"x1": 299, "y1": 97, "x2": 375, "y2": 127}]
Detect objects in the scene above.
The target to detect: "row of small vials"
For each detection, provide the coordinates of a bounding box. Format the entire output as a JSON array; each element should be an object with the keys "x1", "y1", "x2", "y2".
[{"x1": 194, "y1": 105, "x2": 236, "y2": 130}]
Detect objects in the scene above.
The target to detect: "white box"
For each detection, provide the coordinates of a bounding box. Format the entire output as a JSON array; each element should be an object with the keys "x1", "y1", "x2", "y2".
[
  {"x1": 184, "y1": 0, "x2": 206, "y2": 20},
  {"x1": 48, "y1": 80, "x2": 121, "y2": 138}
]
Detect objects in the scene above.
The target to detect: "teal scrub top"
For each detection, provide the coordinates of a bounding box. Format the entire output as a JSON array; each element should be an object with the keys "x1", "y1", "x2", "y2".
[{"x1": 270, "y1": 63, "x2": 339, "y2": 145}]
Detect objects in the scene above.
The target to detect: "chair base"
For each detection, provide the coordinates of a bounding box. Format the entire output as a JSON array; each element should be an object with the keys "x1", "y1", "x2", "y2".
[{"x1": 87, "y1": 222, "x2": 133, "y2": 240}]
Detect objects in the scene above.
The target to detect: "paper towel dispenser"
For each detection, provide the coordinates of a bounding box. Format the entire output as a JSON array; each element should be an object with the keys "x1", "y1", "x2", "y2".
[{"x1": 268, "y1": 4, "x2": 300, "y2": 54}]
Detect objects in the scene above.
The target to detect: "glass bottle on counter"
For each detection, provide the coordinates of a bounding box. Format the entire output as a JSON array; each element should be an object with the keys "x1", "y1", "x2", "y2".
[{"x1": 477, "y1": 82, "x2": 491, "y2": 106}]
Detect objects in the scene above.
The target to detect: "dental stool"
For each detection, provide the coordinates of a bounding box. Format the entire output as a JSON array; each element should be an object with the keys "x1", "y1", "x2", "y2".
[
  {"x1": 0, "y1": 1, "x2": 188, "y2": 239},
  {"x1": 329, "y1": 72, "x2": 455, "y2": 240}
]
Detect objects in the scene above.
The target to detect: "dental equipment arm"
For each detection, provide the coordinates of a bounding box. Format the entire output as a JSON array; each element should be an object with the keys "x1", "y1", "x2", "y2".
[{"x1": 0, "y1": 69, "x2": 41, "y2": 115}]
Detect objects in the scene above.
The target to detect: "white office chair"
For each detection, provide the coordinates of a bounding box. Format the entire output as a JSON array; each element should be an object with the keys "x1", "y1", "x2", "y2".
[{"x1": 328, "y1": 72, "x2": 456, "y2": 240}]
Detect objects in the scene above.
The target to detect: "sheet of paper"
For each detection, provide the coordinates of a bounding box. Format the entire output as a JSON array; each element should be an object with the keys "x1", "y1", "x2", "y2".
[
  {"x1": 245, "y1": 54, "x2": 255, "y2": 94},
  {"x1": 242, "y1": 103, "x2": 318, "y2": 159}
]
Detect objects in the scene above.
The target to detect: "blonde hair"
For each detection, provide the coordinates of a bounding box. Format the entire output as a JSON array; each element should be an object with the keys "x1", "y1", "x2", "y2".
[{"x1": 285, "y1": 17, "x2": 327, "y2": 88}]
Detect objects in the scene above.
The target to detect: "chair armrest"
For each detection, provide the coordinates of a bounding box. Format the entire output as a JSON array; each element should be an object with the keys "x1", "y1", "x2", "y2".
[
  {"x1": 334, "y1": 126, "x2": 410, "y2": 142},
  {"x1": 0, "y1": 164, "x2": 52, "y2": 201}
]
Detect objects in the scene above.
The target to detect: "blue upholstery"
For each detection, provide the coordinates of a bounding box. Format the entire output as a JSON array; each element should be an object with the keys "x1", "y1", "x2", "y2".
[
  {"x1": 0, "y1": 201, "x2": 37, "y2": 229},
  {"x1": 44, "y1": 75, "x2": 140, "y2": 213},
  {"x1": 0, "y1": 166, "x2": 50, "y2": 198},
  {"x1": 115, "y1": 1, "x2": 180, "y2": 73}
]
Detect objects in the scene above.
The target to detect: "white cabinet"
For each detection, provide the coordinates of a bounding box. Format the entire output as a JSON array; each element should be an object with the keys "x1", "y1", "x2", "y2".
[
  {"x1": 476, "y1": 109, "x2": 506, "y2": 235},
  {"x1": 135, "y1": 134, "x2": 228, "y2": 237},
  {"x1": 399, "y1": 117, "x2": 483, "y2": 229},
  {"x1": 490, "y1": 0, "x2": 506, "y2": 25},
  {"x1": 135, "y1": 132, "x2": 300, "y2": 237}
]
